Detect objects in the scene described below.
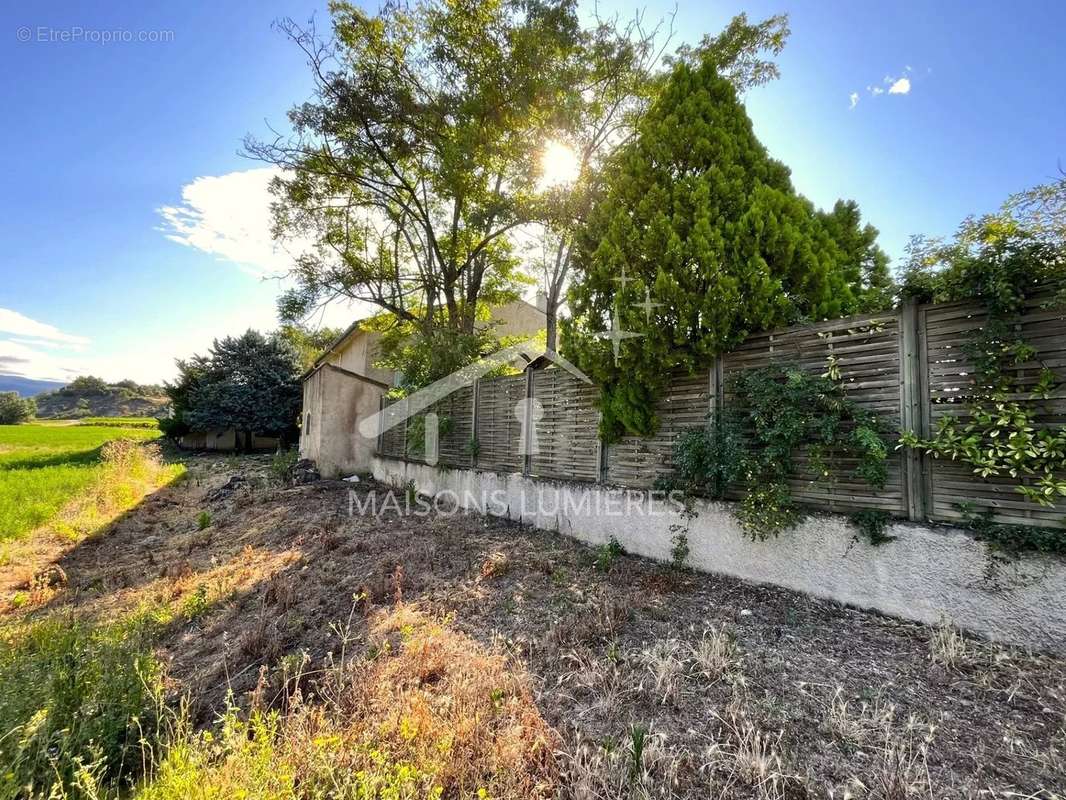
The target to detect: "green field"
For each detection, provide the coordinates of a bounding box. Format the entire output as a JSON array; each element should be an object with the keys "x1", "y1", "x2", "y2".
[
  {"x1": 76, "y1": 416, "x2": 161, "y2": 429},
  {"x1": 0, "y1": 424, "x2": 162, "y2": 541}
]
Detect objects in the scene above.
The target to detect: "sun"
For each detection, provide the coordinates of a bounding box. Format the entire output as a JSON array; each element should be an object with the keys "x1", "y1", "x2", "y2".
[{"x1": 538, "y1": 139, "x2": 580, "y2": 189}]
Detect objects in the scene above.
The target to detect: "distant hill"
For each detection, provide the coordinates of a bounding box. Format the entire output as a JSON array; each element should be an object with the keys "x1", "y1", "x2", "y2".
[
  {"x1": 32, "y1": 376, "x2": 169, "y2": 420},
  {"x1": 0, "y1": 375, "x2": 65, "y2": 397}
]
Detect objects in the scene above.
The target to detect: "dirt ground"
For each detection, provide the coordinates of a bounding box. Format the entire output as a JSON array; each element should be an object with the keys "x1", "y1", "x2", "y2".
[{"x1": 4, "y1": 454, "x2": 1065, "y2": 798}]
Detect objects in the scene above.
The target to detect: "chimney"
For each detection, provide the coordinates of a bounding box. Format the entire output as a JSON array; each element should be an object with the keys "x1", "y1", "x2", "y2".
[{"x1": 534, "y1": 290, "x2": 548, "y2": 313}]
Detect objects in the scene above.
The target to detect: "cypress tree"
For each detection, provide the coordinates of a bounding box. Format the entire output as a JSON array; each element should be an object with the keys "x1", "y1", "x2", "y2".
[{"x1": 564, "y1": 52, "x2": 891, "y2": 437}]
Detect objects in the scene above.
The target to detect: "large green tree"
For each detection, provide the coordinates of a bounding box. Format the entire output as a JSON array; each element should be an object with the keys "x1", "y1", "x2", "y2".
[
  {"x1": 563, "y1": 52, "x2": 891, "y2": 437},
  {"x1": 532, "y1": 12, "x2": 792, "y2": 351},
  {"x1": 250, "y1": 0, "x2": 580, "y2": 340},
  {"x1": 163, "y1": 331, "x2": 302, "y2": 449}
]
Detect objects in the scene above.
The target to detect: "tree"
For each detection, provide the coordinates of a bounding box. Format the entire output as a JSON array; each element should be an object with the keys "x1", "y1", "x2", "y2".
[
  {"x1": 276, "y1": 323, "x2": 344, "y2": 372},
  {"x1": 818, "y1": 200, "x2": 893, "y2": 312},
  {"x1": 163, "y1": 331, "x2": 302, "y2": 450},
  {"x1": 61, "y1": 376, "x2": 109, "y2": 396},
  {"x1": 563, "y1": 52, "x2": 891, "y2": 437},
  {"x1": 249, "y1": 0, "x2": 580, "y2": 342},
  {"x1": 533, "y1": 12, "x2": 791, "y2": 350},
  {"x1": 0, "y1": 392, "x2": 35, "y2": 425}
]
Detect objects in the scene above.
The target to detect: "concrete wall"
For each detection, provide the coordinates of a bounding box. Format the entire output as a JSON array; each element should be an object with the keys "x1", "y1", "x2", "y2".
[
  {"x1": 371, "y1": 456, "x2": 1066, "y2": 653},
  {"x1": 179, "y1": 429, "x2": 279, "y2": 451}
]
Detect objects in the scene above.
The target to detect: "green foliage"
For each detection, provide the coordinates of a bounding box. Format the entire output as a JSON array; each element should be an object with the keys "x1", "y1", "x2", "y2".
[
  {"x1": 275, "y1": 323, "x2": 344, "y2": 373},
  {"x1": 956, "y1": 504, "x2": 1066, "y2": 557},
  {"x1": 0, "y1": 424, "x2": 161, "y2": 542},
  {"x1": 0, "y1": 615, "x2": 165, "y2": 798},
  {"x1": 900, "y1": 177, "x2": 1066, "y2": 517},
  {"x1": 196, "y1": 510, "x2": 212, "y2": 531},
  {"x1": 849, "y1": 509, "x2": 896, "y2": 547},
  {"x1": 670, "y1": 366, "x2": 889, "y2": 538},
  {"x1": 164, "y1": 330, "x2": 302, "y2": 445},
  {"x1": 256, "y1": 0, "x2": 576, "y2": 339},
  {"x1": 270, "y1": 448, "x2": 300, "y2": 483},
  {"x1": 0, "y1": 392, "x2": 35, "y2": 425},
  {"x1": 663, "y1": 416, "x2": 745, "y2": 499},
  {"x1": 375, "y1": 318, "x2": 508, "y2": 393},
  {"x1": 60, "y1": 375, "x2": 109, "y2": 396},
  {"x1": 76, "y1": 416, "x2": 159, "y2": 429},
  {"x1": 669, "y1": 531, "x2": 690, "y2": 570},
  {"x1": 564, "y1": 51, "x2": 892, "y2": 438},
  {"x1": 594, "y1": 537, "x2": 626, "y2": 571}
]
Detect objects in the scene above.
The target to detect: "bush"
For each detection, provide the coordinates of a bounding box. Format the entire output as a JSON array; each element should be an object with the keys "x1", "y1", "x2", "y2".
[
  {"x1": 60, "y1": 376, "x2": 110, "y2": 397},
  {"x1": 0, "y1": 615, "x2": 165, "y2": 798},
  {"x1": 0, "y1": 392, "x2": 35, "y2": 425},
  {"x1": 270, "y1": 448, "x2": 299, "y2": 483}
]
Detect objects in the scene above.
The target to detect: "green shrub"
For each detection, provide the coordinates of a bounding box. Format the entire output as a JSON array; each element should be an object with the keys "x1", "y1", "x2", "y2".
[
  {"x1": 0, "y1": 616, "x2": 165, "y2": 798},
  {"x1": 669, "y1": 365, "x2": 890, "y2": 539},
  {"x1": 196, "y1": 511, "x2": 212, "y2": 530},
  {"x1": 594, "y1": 537, "x2": 625, "y2": 571},
  {"x1": 270, "y1": 448, "x2": 299, "y2": 483},
  {"x1": 0, "y1": 392, "x2": 35, "y2": 425}
]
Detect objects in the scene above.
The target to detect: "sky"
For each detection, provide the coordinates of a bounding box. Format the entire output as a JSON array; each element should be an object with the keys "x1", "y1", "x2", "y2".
[{"x1": 1, "y1": 0, "x2": 1064, "y2": 385}]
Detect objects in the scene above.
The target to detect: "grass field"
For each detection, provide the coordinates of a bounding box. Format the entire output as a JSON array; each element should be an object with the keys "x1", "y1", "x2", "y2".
[
  {"x1": 76, "y1": 416, "x2": 161, "y2": 429},
  {"x1": 0, "y1": 424, "x2": 163, "y2": 541}
]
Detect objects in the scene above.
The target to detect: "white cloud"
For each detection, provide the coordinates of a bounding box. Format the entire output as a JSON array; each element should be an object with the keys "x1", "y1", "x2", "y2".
[
  {"x1": 157, "y1": 167, "x2": 308, "y2": 277},
  {"x1": 0, "y1": 308, "x2": 89, "y2": 347},
  {"x1": 888, "y1": 77, "x2": 911, "y2": 95},
  {"x1": 857, "y1": 67, "x2": 916, "y2": 105},
  {"x1": 0, "y1": 338, "x2": 84, "y2": 381}
]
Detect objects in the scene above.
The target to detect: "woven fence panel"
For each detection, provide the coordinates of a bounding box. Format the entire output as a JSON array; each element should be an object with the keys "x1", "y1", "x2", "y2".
[
  {"x1": 529, "y1": 367, "x2": 601, "y2": 482},
  {"x1": 924, "y1": 296, "x2": 1066, "y2": 527},
  {"x1": 475, "y1": 374, "x2": 526, "y2": 473},
  {"x1": 605, "y1": 370, "x2": 710, "y2": 488},
  {"x1": 721, "y1": 312, "x2": 906, "y2": 514},
  {"x1": 430, "y1": 384, "x2": 474, "y2": 468},
  {"x1": 378, "y1": 397, "x2": 406, "y2": 459}
]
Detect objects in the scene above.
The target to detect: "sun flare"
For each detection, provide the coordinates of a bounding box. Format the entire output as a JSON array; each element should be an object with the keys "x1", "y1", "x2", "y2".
[{"x1": 539, "y1": 139, "x2": 580, "y2": 189}]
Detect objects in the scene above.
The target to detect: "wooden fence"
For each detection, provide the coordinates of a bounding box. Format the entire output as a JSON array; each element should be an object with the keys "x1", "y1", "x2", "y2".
[{"x1": 377, "y1": 295, "x2": 1066, "y2": 528}]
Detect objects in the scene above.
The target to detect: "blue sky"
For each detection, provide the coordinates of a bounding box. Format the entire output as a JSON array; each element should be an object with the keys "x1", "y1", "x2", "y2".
[{"x1": 1, "y1": 0, "x2": 1064, "y2": 384}]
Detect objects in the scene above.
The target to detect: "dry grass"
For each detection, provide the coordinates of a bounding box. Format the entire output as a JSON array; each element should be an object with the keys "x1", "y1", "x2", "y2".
[
  {"x1": 929, "y1": 617, "x2": 970, "y2": 669},
  {"x1": 143, "y1": 603, "x2": 560, "y2": 799},
  {"x1": 6, "y1": 456, "x2": 1065, "y2": 799},
  {"x1": 824, "y1": 686, "x2": 896, "y2": 745},
  {"x1": 699, "y1": 714, "x2": 798, "y2": 800}
]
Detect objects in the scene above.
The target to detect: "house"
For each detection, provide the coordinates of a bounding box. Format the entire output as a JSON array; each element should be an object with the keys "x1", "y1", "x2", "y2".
[
  {"x1": 178, "y1": 429, "x2": 280, "y2": 452},
  {"x1": 300, "y1": 296, "x2": 548, "y2": 477}
]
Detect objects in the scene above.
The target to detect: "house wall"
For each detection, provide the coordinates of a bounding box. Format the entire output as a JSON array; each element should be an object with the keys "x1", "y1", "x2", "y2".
[
  {"x1": 370, "y1": 456, "x2": 1066, "y2": 654},
  {"x1": 179, "y1": 429, "x2": 279, "y2": 451},
  {"x1": 321, "y1": 366, "x2": 383, "y2": 477},
  {"x1": 300, "y1": 369, "x2": 325, "y2": 464},
  {"x1": 487, "y1": 299, "x2": 548, "y2": 339},
  {"x1": 304, "y1": 304, "x2": 547, "y2": 477}
]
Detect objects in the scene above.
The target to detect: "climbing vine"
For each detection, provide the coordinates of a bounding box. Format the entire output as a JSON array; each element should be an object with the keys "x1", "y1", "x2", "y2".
[
  {"x1": 668, "y1": 365, "x2": 890, "y2": 539},
  {"x1": 899, "y1": 180, "x2": 1066, "y2": 520}
]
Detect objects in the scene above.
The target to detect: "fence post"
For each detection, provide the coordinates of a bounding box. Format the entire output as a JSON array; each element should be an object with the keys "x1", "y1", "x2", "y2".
[
  {"x1": 708, "y1": 356, "x2": 724, "y2": 421},
  {"x1": 376, "y1": 394, "x2": 385, "y2": 455},
  {"x1": 470, "y1": 378, "x2": 480, "y2": 469},
  {"x1": 523, "y1": 367, "x2": 534, "y2": 476},
  {"x1": 598, "y1": 424, "x2": 608, "y2": 484},
  {"x1": 900, "y1": 299, "x2": 930, "y2": 520}
]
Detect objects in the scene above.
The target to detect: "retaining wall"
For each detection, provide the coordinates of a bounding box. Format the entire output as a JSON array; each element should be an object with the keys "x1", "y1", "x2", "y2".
[{"x1": 371, "y1": 455, "x2": 1066, "y2": 653}]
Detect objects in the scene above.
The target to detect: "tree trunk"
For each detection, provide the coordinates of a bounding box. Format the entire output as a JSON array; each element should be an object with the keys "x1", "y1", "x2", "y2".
[
  {"x1": 545, "y1": 282, "x2": 563, "y2": 352},
  {"x1": 545, "y1": 304, "x2": 558, "y2": 352}
]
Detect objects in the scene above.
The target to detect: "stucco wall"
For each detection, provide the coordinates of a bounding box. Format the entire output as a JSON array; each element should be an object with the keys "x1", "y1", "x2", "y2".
[
  {"x1": 301, "y1": 366, "x2": 383, "y2": 477},
  {"x1": 371, "y1": 456, "x2": 1066, "y2": 653}
]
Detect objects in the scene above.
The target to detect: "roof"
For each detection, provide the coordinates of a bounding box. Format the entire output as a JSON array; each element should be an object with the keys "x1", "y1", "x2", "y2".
[{"x1": 300, "y1": 317, "x2": 369, "y2": 381}]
